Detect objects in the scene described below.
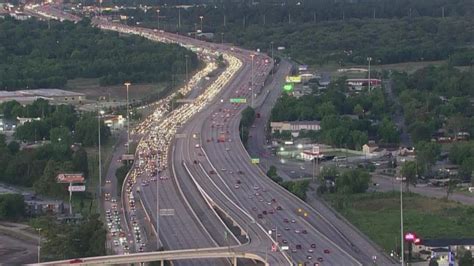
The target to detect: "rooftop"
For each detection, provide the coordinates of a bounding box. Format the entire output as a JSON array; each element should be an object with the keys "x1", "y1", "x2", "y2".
[{"x1": 422, "y1": 238, "x2": 474, "y2": 247}]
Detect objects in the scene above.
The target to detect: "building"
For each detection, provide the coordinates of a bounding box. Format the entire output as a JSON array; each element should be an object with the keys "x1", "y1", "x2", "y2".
[
  {"x1": 346, "y1": 78, "x2": 382, "y2": 91},
  {"x1": 412, "y1": 238, "x2": 474, "y2": 265},
  {"x1": 362, "y1": 141, "x2": 379, "y2": 154},
  {"x1": 25, "y1": 198, "x2": 65, "y2": 215},
  {"x1": 270, "y1": 121, "x2": 321, "y2": 137},
  {"x1": 0, "y1": 89, "x2": 86, "y2": 105}
]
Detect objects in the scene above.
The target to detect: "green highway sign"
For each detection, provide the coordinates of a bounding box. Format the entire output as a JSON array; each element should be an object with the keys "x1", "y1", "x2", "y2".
[
  {"x1": 283, "y1": 84, "x2": 294, "y2": 92},
  {"x1": 230, "y1": 98, "x2": 247, "y2": 103},
  {"x1": 251, "y1": 158, "x2": 260, "y2": 164}
]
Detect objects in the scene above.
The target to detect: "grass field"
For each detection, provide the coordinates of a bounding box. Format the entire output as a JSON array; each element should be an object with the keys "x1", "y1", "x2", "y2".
[{"x1": 325, "y1": 192, "x2": 474, "y2": 253}]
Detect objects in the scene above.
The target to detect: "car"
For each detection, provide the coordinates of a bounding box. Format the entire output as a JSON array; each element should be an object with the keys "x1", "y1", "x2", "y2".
[
  {"x1": 282, "y1": 239, "x2": 288, "y2": 244},
  {"x1": 257, "y1": 214, "x2": 263, "y2": 219},
  {"x1": 209, "y1": 170, "x2": 216, "y2": 174},
  {"x1": 284, "y1": 227, "x2": 290, "y2": 231},
  {"x1": 291, "y1": 249, "x2": 297, "y2": 253},
  {"x1": 234, "y1": 184, "x2": 240, "y2": 189},
  {"x1": 324, "y1": 249, "x2": 330, "y2": 254},
  {"x1": 296, "y1": 244, "x2": 302, "y2": 249},
  {"x1": 283, "y1": 218, "x2": 289, "y2": 223},
  {"x1": 307, "y1": 256, "x2": 313, "y2": 260},
  {"x1": 308, "y1": 249, "x2": 314, "y2": 253},
  {"x1": 269, "y1": 209, "x2": 274, "y2": 214},
  {"x1": 69, "y1": 259, "x2": 84, "y2": 264},
  {"x1": 193, "y1": 160, "x2": 198, "y2": 164},
  {"x1": 252, "y1": 207, "x2": 258, "y2": 211},
  {"x1": 262, "y1": 210, "x2": 267, "y2": 215},
  {"x1": 106, "y1": 179, "x2": 111, "y2": 184},
  {"x1": 311, "y1": 244, "x2": 316, "y2": 248},
  {"x1": 253, "y1": 185, "x2": 259, "y2": 190},
  {"x1": 302, "y1": 230, "x2": 308, "y2": 234},
  {"x1": 221, "y1": 168, "x2": 226, "y2": 171},
  {"x1": 114, "y1": 240, "x2": 119, "y2": 246},
  {"x1": 271, "y1": 198, "x2": 277, "y2": 203},
  {"x1": 291, "y1": 219, "x2": 296, "y2": 223},
  {"x1": 317, "y1": 257, "x2": 324, "y2": 262},
  {"x1": 236, "y1": 180, "x2": 241, "y2": 184},
  {"x1": 295, "y1": 230, "x2": 301, "y2": 234},
  {"x1": 276, "y1": 206, "x2": 283, "y2": 211},
  {"x1": 238, "y1": 170, "x2": 244, "y2": 174}
]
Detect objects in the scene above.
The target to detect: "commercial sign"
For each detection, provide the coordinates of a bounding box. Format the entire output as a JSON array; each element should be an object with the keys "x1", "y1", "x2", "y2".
[
  {"x1": 251, "y1": 158, "x2": 260, "y2": 164},
  {"x1": 283, "y1": 84, "x2": 294, "y2": 92},
  {"x1": 122, "y1": 154, "x2": 135, "y2": 161},
  {"x1": 68, "y1": 185, "x2": 86, "y2": 192},
  {"x1": 285, "y1": 75, "x2": 302, "y2": 83},
  {"x1": 230, "y1": 98, "x2": 247, "y2": 104},
  {"x1": 56, "y1": 173, "x2": 85, "y2": 184}
]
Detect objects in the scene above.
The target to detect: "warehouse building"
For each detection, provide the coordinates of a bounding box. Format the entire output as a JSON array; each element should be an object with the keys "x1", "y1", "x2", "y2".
[{"x1": 0, "y1": 89, "x2": 86, "y2": 105}]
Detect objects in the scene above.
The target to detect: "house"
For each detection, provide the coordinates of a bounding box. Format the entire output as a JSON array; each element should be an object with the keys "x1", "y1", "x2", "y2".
[
  {"x1": 270, "y1": 121, "x2": 321, "y2": 137},
  {"x1": 362, "y1": 141, "x2": 378, "y2": 154},
  {"x1": 412, "y1": 238, "x2": 474, "y2": 265}
]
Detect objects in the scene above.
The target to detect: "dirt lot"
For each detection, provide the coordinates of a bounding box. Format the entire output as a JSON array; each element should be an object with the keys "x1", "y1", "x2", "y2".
[
  {"x1": 0, "y1": 223, "x2": 38, "y2": 264},
  {"x1": 66, "y1": 78, "x2": 171, "y2": 102}
]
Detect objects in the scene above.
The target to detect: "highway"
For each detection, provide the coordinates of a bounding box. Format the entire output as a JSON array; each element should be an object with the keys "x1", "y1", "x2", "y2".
[{"x1": 27, "y1": 4, "x2": 395, "y2": 265}]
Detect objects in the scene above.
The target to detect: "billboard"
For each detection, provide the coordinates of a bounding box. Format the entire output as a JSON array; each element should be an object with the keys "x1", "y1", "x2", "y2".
[
  {"x1": 56, "y1": 173, "x2": 85, "y2": 184},
  {"x1": 251, "y1": 158, "x2": 260, "y2": 164},
  {"x1": 68, "y1": 185, "x2": 86, "y2": 192},
  {"x1": 285, "y1": 76, "x2": 302, "y2": 83},
  {"x1": 283, "y1": 84, "x2": 294, "y2": 92},
  {"x1": 230, "y1": 98, "x2": 247, "y2": 104},
  {"x1": 122, "y1": 154, "x2": 135, "y2": 161}
]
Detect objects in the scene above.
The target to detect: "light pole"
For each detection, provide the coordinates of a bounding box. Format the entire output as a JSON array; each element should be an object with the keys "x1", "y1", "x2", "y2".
[
  {"x1": 98, "y1": 108, "x2": 105, "y2": 199},
  {"x1": 396, "y1": 176, "x2": 406, "y2": 265},
  {"x1": 157, "y1": 9, "x2": 160, "y2": 30},
  {"x1": 250, "y1": 54, "x2": 255, "y2": 108},
  {"x1": 367, "y1": 57, "x2": 372, "y2": 92},
  {"x1": 155, "y1": 127, "x2": 160, "y2": 251},
  {"x1": 36, "y1": 228, "x2": 42, "y2": 263},
  {"x1": 221, "y1": 32, "x2": 224, "y2": 44},
  {"x1": 270, "y1": 41, "x2": 274, "y2": 76},
  {"x1": 124, "y1": 82, "x2": 131, "y2": 154},
  {"x1": 199, "y1": 16, "x2": 204, "y2": 32}
]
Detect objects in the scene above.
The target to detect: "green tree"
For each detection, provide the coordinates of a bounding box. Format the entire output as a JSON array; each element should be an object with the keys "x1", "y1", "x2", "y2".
[
  {"x1": 459, "y1": 250, "x2": 473, "y2": 266},
  {"x1": 33, "y1": 160, "x2": 70, "y2": 197},
  {"x1": 378, "y1": 118, "x2": 400, "y2": 144},
  {"x1": 7, "y1": 141, "x2": 20, "y2": 154},
  {"x1": 267, "y1": 165, "x2": 277, "y2": 178},
  {"x1": 415, "y1": 141, "x2": 441, "y2": 174},
  {"x1": 401, "y1": 161, "x2": 418, "y2": 192},
  {"x1": 335, "y1": 169, "x2": 371, "y2": 194},
  {"x1": 72, "y1": 148, "x2": 89, "y2": 179},
  {"x1": 0, "y1": 194, "x2": 26, "y2": 221}
]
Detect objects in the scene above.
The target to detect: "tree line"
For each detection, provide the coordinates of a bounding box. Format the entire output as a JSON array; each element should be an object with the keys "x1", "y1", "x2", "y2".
[
  {"x1": 0, "y1": 17, "x2": 198, "y2": 90},
  {"x1": 112, "y1": 1, "x2": 473, "y2": 67}
]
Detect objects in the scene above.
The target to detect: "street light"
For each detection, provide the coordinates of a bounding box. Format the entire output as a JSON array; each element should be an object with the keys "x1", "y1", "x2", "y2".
[
  {"x1": 367, "y1": 57, "x2": 372, "y2": 92},
  {"x1": 156, "y1": 9, "x2": 160, "y2": 30},
  {"x1": 155, "y1": 126, "x2": 160, "y2": 251},
  {"x1": 199, "y1": 16, "x2": 204, "y2": 32},
  {"x1": 396, "y1": 176, "x2": 407, "y2": 265},
  {"x1": 250, "y1": 54, "x2": 255, "y2": 108},
  {"x1": 36, "y1": 228, "x2": 42, "y2": 263},
  {"x1": 98, "y1": 108, "x2": 105, "y2": 199},
  {"x1": 124, "y1": 82, "x2": 131, "y2": 154},
  {"x1": 270, "y1": 41, "x2": 274, "y2": 76}
]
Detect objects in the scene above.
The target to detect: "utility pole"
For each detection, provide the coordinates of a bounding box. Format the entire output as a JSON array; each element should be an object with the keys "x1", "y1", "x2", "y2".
[
  {"x1": 270, "y1": 41, "x2": 274, "y2": 76},
  {"x1": 36, "y1": 228, "x2": 42, "y2": 263},
  {"x1": 178, "y1": 9, "x2": 181, "y2": 29},
  {"x1": 250, "y1": 54, "x2": 255, "y2": 108},
  {"x1": 98, "y1": 107, "x2": 104, "y2": 199},
  {"x1": 124, "y1": 82, "x2": 131, "y2": 154},
  {"x1": 367, "y1": 57, "x2": 372, "y2": 92},
  {"x1": 157, "y1": 9, "x2": 160, "y2": 30},
  {"x1": 156, "y1": 153, "x2": 160, "y2": 251},
  {"x1": 442, "y1": 7, "x2": 445, "y2": 18}
]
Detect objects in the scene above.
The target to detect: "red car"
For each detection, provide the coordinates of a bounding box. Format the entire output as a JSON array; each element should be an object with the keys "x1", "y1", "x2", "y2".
[{"x1": 69, "y1": 259, "x2": 84, "y2": 264}]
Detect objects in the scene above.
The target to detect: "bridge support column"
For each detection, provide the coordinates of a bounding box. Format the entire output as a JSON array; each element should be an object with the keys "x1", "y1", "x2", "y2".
[
  {"x1": 161, "y1": 260, "x2": 165, "y2": 266},
  {"x1": 233, "y1": 256, "x2": 237, "y2": 266}
]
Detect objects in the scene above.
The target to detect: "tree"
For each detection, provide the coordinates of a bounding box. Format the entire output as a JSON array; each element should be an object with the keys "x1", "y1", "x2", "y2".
[
  {"x1": 7, "y1": 141, "x2": 20, "y2": 154},
  {"x1": 378, "y1": 118, "x2": 400, "y2": 144},
  {"x1": 401, "y1": 161, "x2": 418, "y2": 192},
  {"x1": 72, "y1": 148, "x2": 89, "y2": 179},
  {"x1": 353, "y1": 104, "x2": 364, "y2": 118},
  {"x1": 335, "y1": 169, "x2": 371, "y2": 194},
  {"x1": 459, "y1": 250, "x2": 473, "y2": 266},
  {"x1": 415, "y1": 141, "x2": 441, "y2": 174},
  {"x1": 0, "y1": 194, "x2": 26, "y2": 221},
  {"x1": 33, "y1": 160, "x2": 69, "y2": 197},
  {"x1": 446, "y1": 179, "x2": 457, "y2": 200},
  {"x1": 267, "y1": 165, "x2": 277, "y2": 178}
]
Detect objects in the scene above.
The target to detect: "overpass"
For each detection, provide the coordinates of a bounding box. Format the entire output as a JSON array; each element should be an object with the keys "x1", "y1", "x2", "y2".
[{"x1": 39, "y1": 247, "x2": 268, "y2": 265}]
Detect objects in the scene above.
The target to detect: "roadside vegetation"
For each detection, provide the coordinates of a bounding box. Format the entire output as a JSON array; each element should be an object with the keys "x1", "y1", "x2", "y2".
[
  {"x1": 239, "y1": 106, "x2": 255, "y2": 146},
  {"x1": 29, "y1": 215, "x2": 106, "y2": 261},
  {"x1": 325, "y1": 192, "x2": 474, "y2": 254},
  {"x1": 0, "y1": 17, "x2": 197, "y2": 89}
]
